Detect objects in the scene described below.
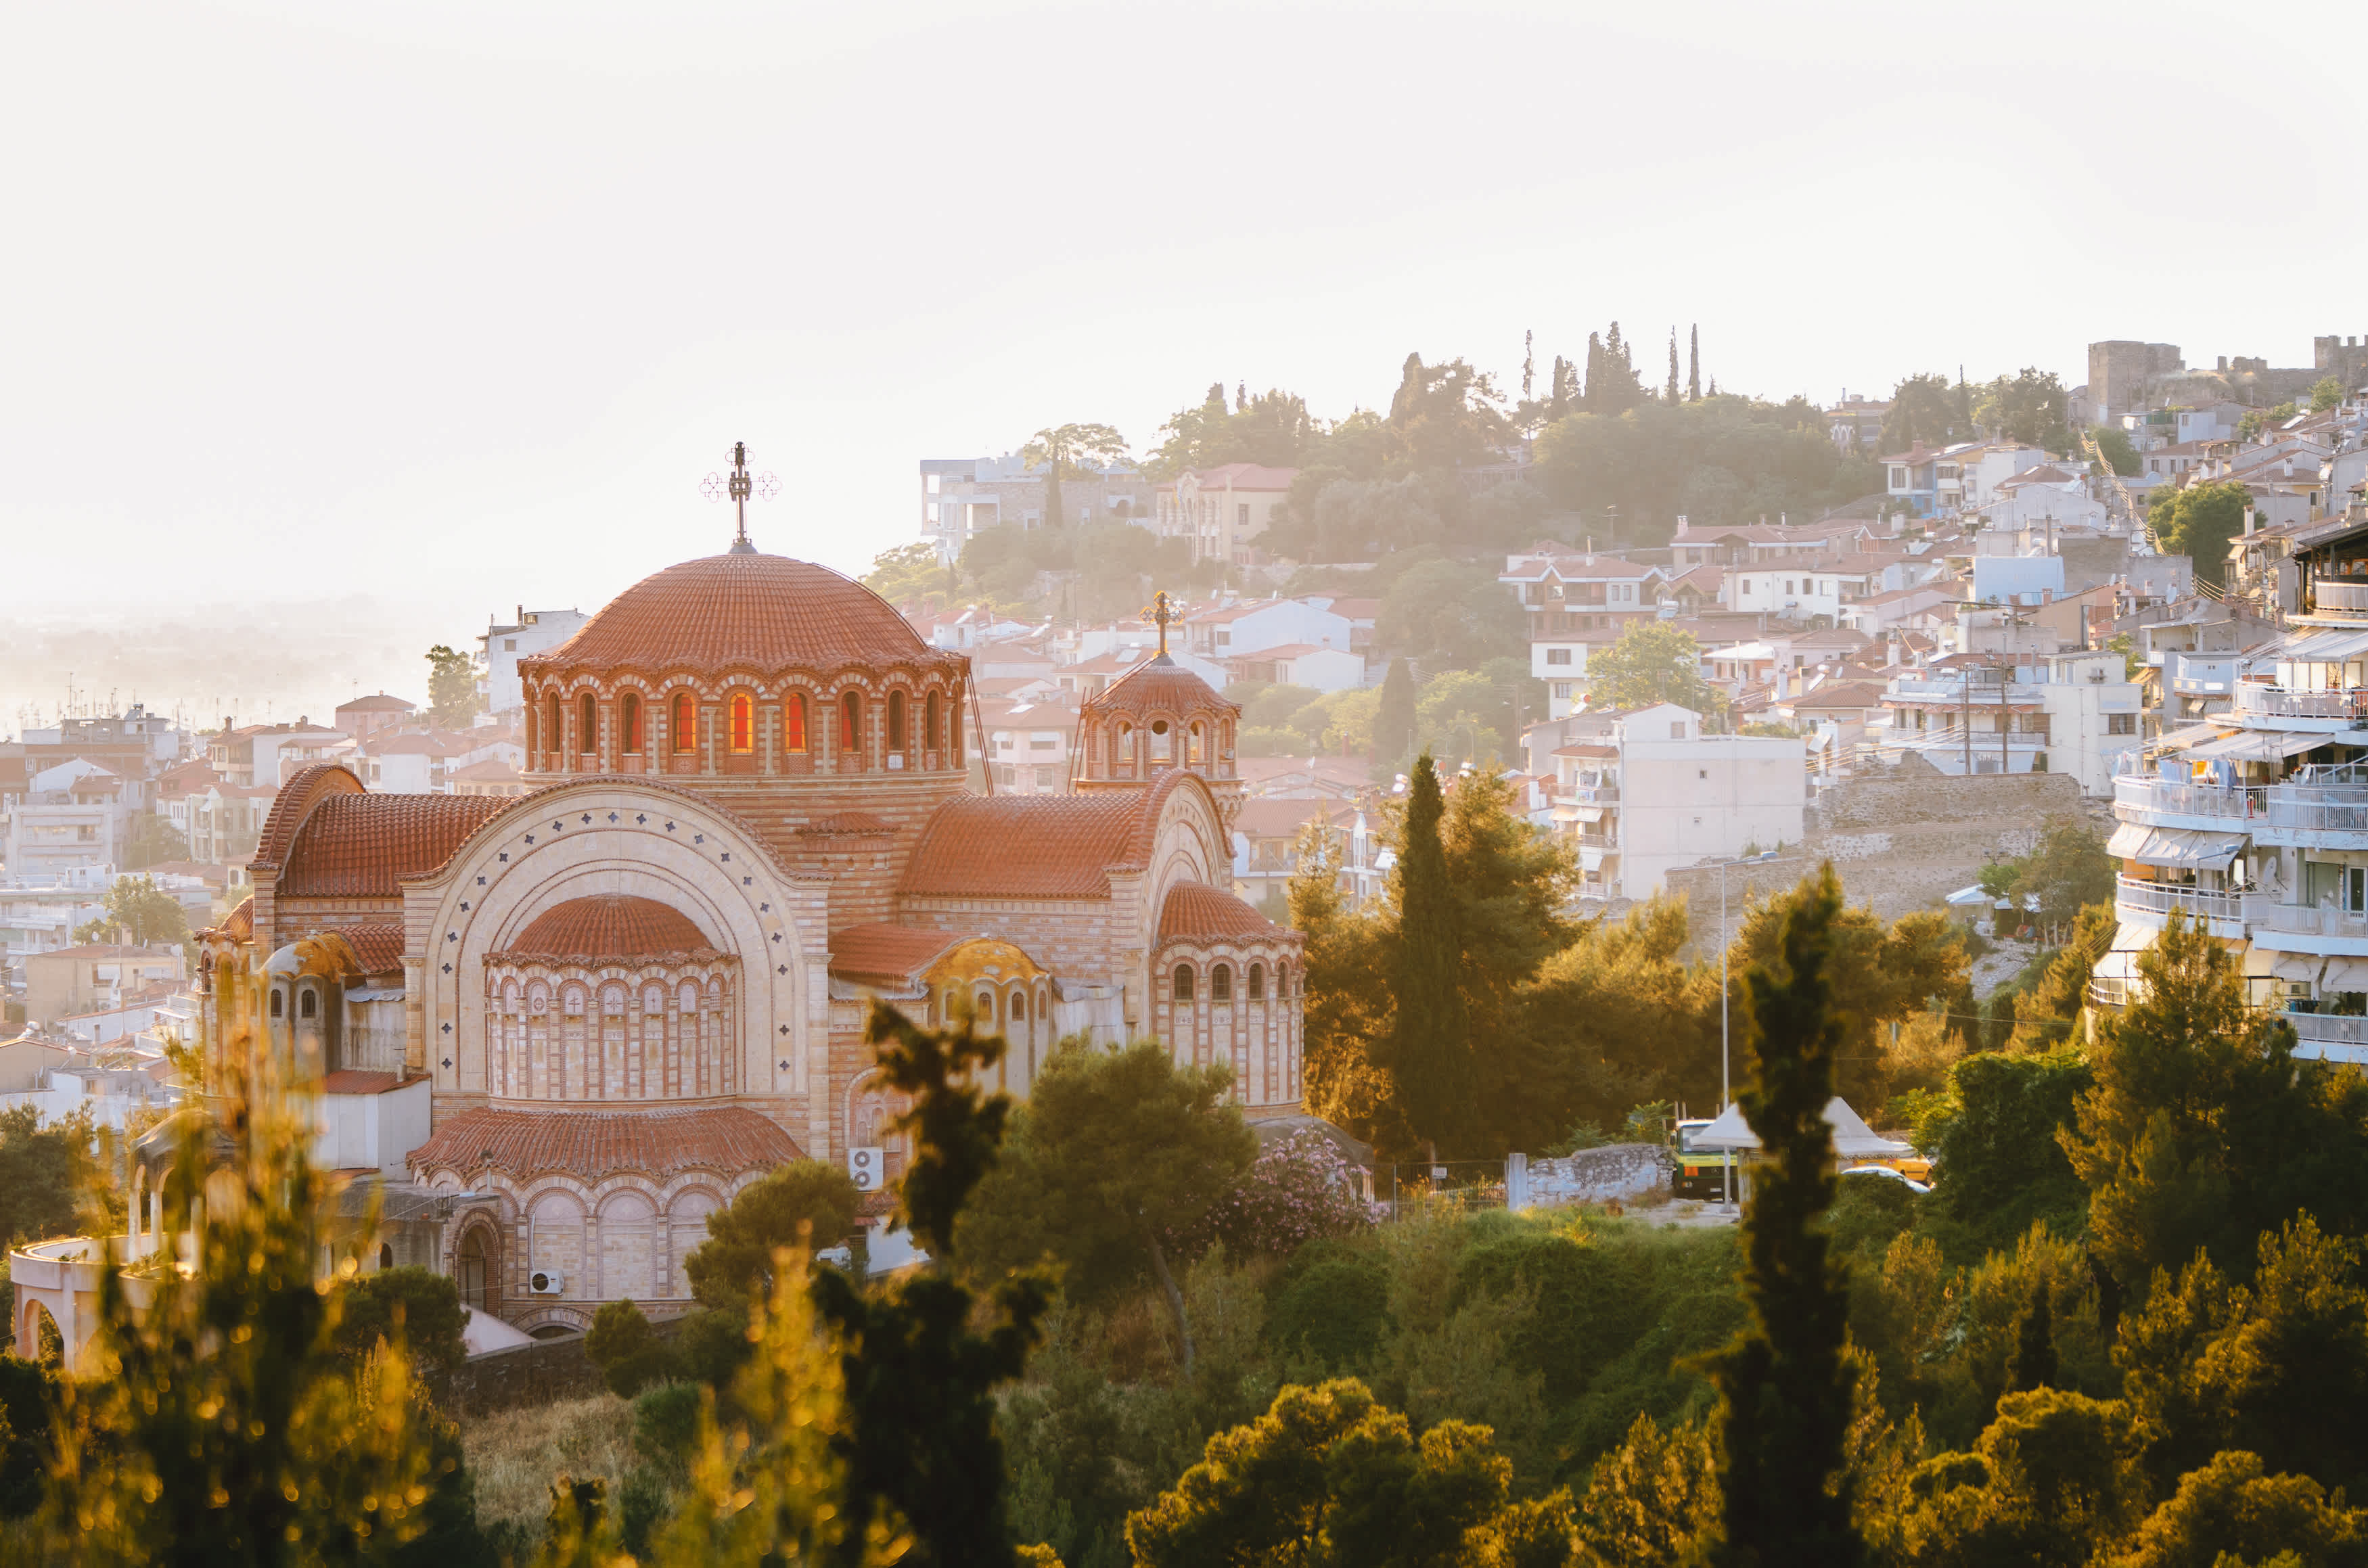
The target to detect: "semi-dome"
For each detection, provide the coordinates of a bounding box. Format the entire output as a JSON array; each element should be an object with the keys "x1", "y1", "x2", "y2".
[
  {"x1": 503, "y1": 895, "x2": 714, "y2": 962},
  {"x1": 526, "y1": 552, "x2": 958, "y2": 678}
]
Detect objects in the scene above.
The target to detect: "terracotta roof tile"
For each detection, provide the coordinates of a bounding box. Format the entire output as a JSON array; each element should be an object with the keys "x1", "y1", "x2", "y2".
[
  {"x1": 1159, "y1": 881, "x2": 1290, "y2": 943},
  {"x1": 827, "y1": 923, "x2": 970, "y2": 983},
  {"x1": 796, "y1": 812, "x2": 894, "y2": 836},
  {"x1": 333, "y1": 923, "x2": 407, "y2": 975},
  {"x1": 502, "y1": 896, "x2": 713, "y2": 963},
  {"x1": 409, "y1": 1105, "x2": 804, "y2": 1181},
  {"x1": 274, "y1": 791, "x2": 513, "y2": 898},
  {"x1": 218, "y1": 896, "x2": 254, "y2": 942},
  {"x1": 903, "y1": 793, "x2": 1145, "y2": 899},
  {"x1": 1080, "y1": 656, "x2": 1237, "y2": 721},
  {"x1": 523, "y1": 553, "x2": 965, "y2": 679}
]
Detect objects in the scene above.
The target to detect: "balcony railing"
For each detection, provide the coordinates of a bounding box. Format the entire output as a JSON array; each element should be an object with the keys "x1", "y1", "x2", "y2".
[
  {"x1": 2235, "y1": 685, "x2": 2368, "y2": 722},
  {"x1": 2264, "y1": 787, "x2": 2368, "y2": 833},
  {"x1": 2116, "y1": 876, "x2": 2252, "y2": 923},
  {"x1": 2285, "y1": 1011, "x2": 2368, "y2": 1047},
  {"x1": 2114, "y1": 777, "x2": 2264, "y2": 821},
  {"x1": 2253, "y1": 902, "x2": 2368, "y2": 941},
  {"x1": 1563, "y1": 782, "x2": 1619, "y2": 804},
  {"x1": 2313, "y1": 580, "x2": 2368, "y2": 613}
]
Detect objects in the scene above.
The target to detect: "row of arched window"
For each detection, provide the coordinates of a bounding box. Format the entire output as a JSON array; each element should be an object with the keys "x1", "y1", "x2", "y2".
[
  {"x1": 488, "y1": 974, "x2": 735, "y2": 1101},
  {"x1": 1170, "y1": 959, "x2": 1290, "y2": 1003},
  {"x1": 524, "y1": 679, "x2": 963, "y2": 773},
  {"x1": 1085, "y1": 716, "x2": 1237, "y2": 777}
]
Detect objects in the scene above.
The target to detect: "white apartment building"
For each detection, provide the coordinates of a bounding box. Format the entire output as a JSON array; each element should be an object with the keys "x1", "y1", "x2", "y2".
[
  {"x1": 1499, "y1": 548, "x2": 1666, "y2": 718},
  {"x1": 1184, "y1": 598, "x2": 1355, "y2": 662},
  {"x1": 982, "y1": 695, "x2": 1077, "y2": 794},
  {"x1": 478, "y1": 607, "x2": 589, "y2": 714},
  {"x1": 1875, "y1": 651, "x2": 2142, "y2": 794},
  {"x1": 2091, "y1": 515, "x2": 2368, "y2": 1062},
  {"x1": 1544, "y1": 703, "x2": 1805, "y2": 901}
]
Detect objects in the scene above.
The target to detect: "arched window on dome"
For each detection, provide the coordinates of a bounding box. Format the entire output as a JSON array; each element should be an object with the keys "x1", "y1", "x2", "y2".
[
  {"x1": 620, "y1": 692, "x2": 643, "y2": 755},
  {"x1": 545, "y1": 693, "x2": 563, "y2": 768},
  {"x1": 1151, "y1": 718, "x2": 1173, "y2": 764},
  {"x1": 842, "y1": 691, "x2": 864, "y2": 766},
  {"x1": 524, "y1": 701, "x2": 537, "y2": 758},
  {"x1": 783, "y1": 693, "x2": 807, "y2": 753},
  {"x1": 1116, "y1": 722, "x2": 1135, "y2": 776},
  {"x1": 1188, "y1": 720, "x2": 1206, "y2": 766},
  {"x1": 925, "y1": 691, "x2": 942, "y2": 754},
  {"x1": 886, "y1": 691, "x2": 907, "y2": 760},
  {"x1": 1248, "y1": 963, "x2": 1265, "y2": 1001},
  {"x1": 730, "y1": 693, "x2": 753, "y2": 753},
  {"x1": 672, "y1": 691, "x2": 696, "y2": 755},
  {"x1": 579, "y1": 693, "x2": 597, "y2": 762},
  {"x1": 1211, "y1": 963, "x2": 1231, "y2": 1003},
  {"x1": 1172, "y1": 964, "x2": 1196, "y2": 1002},
  {"x1": 1009, "y1": 990, "x2": 1026, "y2": 1024}
]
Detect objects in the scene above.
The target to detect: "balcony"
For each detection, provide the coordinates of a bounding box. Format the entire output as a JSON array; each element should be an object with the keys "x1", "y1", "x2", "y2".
[
  {"x1": 2262, "y1": 784, "x2": 2368, "y2": 840},
  {"x1": 1563, "y1": 782, "x2": 1620, "y2": 804},
  {"x1": 2113, "y1": 777, "x2": 2264, "y2": 826},
  {"x1": 2115, "y1": 875, "x2": 2252, "y2": 936},
  {"x1": 2285, "y1": 1010, "x2": 2368, "y2": 1051},
  {"x1": 2251, "y1": 901, "x2": 2368, "y2": 946},
  {"x1": 2311, "y1": 581, "x2": 2368, "y2": 614},
  {"x1": 2232, "y1": 684, "x2": 2368, "y2": 729}
]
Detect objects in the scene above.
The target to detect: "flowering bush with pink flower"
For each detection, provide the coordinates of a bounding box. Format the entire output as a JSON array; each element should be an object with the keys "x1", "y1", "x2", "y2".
[{"x1": 1195, "y1": 1128, "x2": 1384, "y2": 1256}]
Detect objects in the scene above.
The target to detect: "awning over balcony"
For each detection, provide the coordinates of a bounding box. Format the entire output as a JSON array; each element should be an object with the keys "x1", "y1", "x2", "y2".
[
  {"x1": 2107, "y1": 823, "x2": 2247, "y2": 871},
  {"x1": 2185, "y1": 731, "x2": 2330, "y2": 760},
  {"x1": 2266, "y1": 951, "x2": 2368, "y2": 992}
]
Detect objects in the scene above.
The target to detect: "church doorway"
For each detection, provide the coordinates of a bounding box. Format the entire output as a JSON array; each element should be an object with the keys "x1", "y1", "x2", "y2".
[{"x1": 457, "y1": 1225, "x2": 497, "y2": 1318}]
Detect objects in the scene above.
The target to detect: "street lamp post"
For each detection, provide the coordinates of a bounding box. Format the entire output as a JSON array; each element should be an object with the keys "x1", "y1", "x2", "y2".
[{"x1": 1713, "y1": 850, "x2": 1800, "y2": 1212}]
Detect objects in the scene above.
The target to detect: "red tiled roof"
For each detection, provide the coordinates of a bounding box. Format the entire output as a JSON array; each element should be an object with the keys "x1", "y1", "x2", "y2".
[
  {"x1": 336, "y1": 693, "x2": 416, "y2": 714},
  {"x1": 28, "y1": 944, "x2": 181, "y2": 962},
  {"x1": 1159, "y1": 881, "x2": 1288, "y2": 943},
  {"x1": 321, "y1": 1069, "x2": 422, "y2": 1095},
  {"x1": 409, "y1": 1105, "x2": 804, "y2": 1181},
  {"x1": 218, "y1": 896, "x2": 254, "y2": 942},
  {"x1": 524, "y1": 553, "x2": 965, "y2": 678},
  {"x1": 274, "y1": 790, "x2": 513, "y2": 899},
  {"x1": 1234, "y1": 796, "x2": 1342, "y2": 838},
  {"x1": 903, "y1": 793, "x2": 1145, "y2": 899},
  {"x1": 827, "y1": 923, "x2": 969, "y2": 982},
  {"x1": 1080, "y1": 656, "x2": 1236, "y2": 721},
  {"x1": 503, "y1": 896, "x2": 712, "y2": 962},
  {"x1": 325, "y1": 922, "x2": 406, "y2": 975}
]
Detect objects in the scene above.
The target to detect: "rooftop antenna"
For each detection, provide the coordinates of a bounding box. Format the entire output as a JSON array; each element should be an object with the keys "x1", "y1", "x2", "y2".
[
  {"x1": 1141, "y1": 591, "x2": 1179, "y2": 664},
  {"x1": 701, "y1": 441, "x2": 779, "y2": 554}
]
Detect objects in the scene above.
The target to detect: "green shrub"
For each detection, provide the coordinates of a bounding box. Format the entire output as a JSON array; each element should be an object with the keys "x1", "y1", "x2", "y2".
[
  {"x1": 584, "y1": 1299, "x2": 678, "y2": 1398},
  {"x1": 1269, "y1": 1252, "x2": 1391, "y2": 1370},
  {"x1": 333, "y1": 1266, "x2": 468, "y2": 1372},
  {"x1": 631, "y1": 1381, "x2": 702, "y2": 1466}
]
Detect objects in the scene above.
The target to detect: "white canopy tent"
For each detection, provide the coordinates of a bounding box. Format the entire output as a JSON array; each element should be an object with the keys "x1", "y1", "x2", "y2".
[{"x1": 1688, "y1": 1096, "x2": 1913, "y2": 1160}]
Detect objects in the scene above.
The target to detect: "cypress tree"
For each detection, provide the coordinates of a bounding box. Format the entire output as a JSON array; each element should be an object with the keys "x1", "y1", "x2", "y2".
[
  {"x1": 1583, "y1": 333, "x2": 1604, "y2": 415},
  {"x1": 2009, "y1": 1280, "x2": 2056, "y2": 1393},
  {"x1": 1666, "y1": 329, "x2": 1681, "y2": 403},
  {"x1": 1375, "y1": 657, "x2": 1417, "y2": 768},
  {"x1": 1688, "y1": 325, "x2": 1701, "y2": 402},
  {"x1": 1386, "y1": 755, "x2": 1476, "y2": 1157},
  {"x1": 1708, "y1": 864, "x2": 1861, "y2": 1568},
  {"x1": 1522, "y1": 329, "x2": 1535, "y2": 401}
]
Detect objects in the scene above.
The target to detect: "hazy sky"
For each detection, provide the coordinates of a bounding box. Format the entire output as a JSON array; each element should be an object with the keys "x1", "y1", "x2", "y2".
[{"x1": 6, "y1": 0, "x2": 2366, "y2": 635}]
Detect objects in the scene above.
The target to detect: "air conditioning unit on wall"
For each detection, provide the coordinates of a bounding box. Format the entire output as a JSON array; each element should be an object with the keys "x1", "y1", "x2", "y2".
[{"x1": 528, "y1": 1269, "x2": 566, "y2": 1295}]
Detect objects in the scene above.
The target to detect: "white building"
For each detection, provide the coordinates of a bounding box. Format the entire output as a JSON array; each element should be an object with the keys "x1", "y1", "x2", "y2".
[
  {"x1": 478, "y1": 607, "x2": 588, "y2": 714},
  {"x1": 1184, "y1": 599, "x2": 1355, "y2": 663},
  {"x1": 1875, "y1": 650, "x2": 2142, "y2": 793},
  {"x1": 1543, "y1": 703, "x2": 1806, "y2": 900},
  {"x1": 1227, "y1": 644, "x2": 1365, "y2": 693},
  {"x1": 2091, "y1": 515, "x2": 2368, "y2": 1063},
  {"x1": 1499, "y1": 548, "x2": 1666, "y2": 718}
]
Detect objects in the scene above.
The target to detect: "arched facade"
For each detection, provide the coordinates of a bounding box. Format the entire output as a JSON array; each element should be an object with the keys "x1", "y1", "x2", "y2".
[{"x1": 189, "y1": 547, "x2": 1317, "y2": 1333}]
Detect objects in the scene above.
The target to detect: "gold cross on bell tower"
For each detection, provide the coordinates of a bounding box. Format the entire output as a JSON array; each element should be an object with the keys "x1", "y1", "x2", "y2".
[{"x1": 1142, "y1": 591, "x2": 1179, "y2": 662}]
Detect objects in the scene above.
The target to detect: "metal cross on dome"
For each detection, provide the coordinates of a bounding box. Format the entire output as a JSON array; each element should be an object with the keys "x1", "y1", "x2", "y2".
[
  {"x1": 701, "y1": 442, "x2": 781, "y2": 553},
  {"x1": 1141, "y1": 590, "x2": 1179, "y2": 660}
]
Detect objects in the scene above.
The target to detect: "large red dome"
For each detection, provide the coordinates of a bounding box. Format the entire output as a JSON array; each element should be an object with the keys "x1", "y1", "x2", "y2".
[{"x1": 524, "y1": 553, "x2": 958, "y2": 678}]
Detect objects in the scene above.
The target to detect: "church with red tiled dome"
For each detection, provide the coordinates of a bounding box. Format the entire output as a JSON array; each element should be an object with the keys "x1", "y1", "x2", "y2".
[{"x1": 198, "y1": 488, "x2": 1303, "y2": 1336}]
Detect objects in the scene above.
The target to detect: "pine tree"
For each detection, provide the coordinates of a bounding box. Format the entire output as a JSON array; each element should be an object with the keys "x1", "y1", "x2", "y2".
[
  {"x1": 1688, "y1": 325, "x2": 1701, "y2": 402},
  {"x1": 1374, "y1": 658, "x2": 1417, "y2": 767},
  {"x1": 1666, "y1": 329, "x2": 1681, "y2": 403},
  {"x1": 808, "y1": 1000, "x2": 1051, "y2": 1568},
  {"x1": 1384, "y1": 755, "x2": 1476, "y2": 1157},
  {"x1": 2009, "y1": 1281, "x2": 2056, "y2": 1393},
  {"x1": 1708, "y1": 864, "x2": 1862, "y2": 1568}
]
